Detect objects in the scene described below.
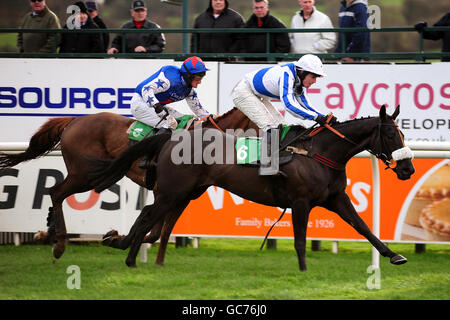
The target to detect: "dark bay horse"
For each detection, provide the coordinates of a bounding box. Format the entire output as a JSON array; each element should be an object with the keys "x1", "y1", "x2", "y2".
[
  {"x1": 89, "y1": 105, "x2": 415, "y2": 271},
  {"x1": 0, "y1": 108, "x2": 257, "y2": 259}
]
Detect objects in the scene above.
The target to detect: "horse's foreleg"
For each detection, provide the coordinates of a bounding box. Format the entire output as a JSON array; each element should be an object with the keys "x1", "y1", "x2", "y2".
[
  {"x1": 143, "y1": 219, "x2": 164, "y2": 244},
  {"x1": 323, "y1": 192, "x2": 407, "y2": 265},
  {"x1": 155, "y1": 208, "x2": 185, "y2": 266},
  {"x1": 125, "y1": 204, "x2": 169, "y2": 267},
  {"x1": 109, "y1": 204, "x2": 154, "y2": 251},
  {"x1": 48, "y1": 177, "x2": 91, "y2": 259},
  {"x1": 33, "y1": 206, "x2": 56, "y2": 244},
  {"x1": 50, "y1": 203, "x2": 67, "y2": 259},
  {"x1": 291, "y1": 200, "x2": 312, "y2": 271},
  {"x1": 125, "y1": 197, "x2": 190, "y2": 268}
]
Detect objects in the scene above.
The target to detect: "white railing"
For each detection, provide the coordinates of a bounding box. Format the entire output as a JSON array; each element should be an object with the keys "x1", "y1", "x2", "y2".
[{"x1": 2, "y1": 141, "x2": 450, "y2": 153}]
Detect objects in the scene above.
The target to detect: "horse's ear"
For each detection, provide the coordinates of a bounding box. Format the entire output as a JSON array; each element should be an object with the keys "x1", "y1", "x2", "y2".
[
  {"x1": 392, "y1": 105, "x2": 400, "y2": 120},
  {"x1": 379, "y1": 104, "x2": 387, "y2": 120}
]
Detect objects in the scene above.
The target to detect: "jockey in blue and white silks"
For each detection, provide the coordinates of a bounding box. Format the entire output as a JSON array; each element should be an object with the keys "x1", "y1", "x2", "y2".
[
  {"x1": 232, "y1": 54, "x2": 332, "y2": 175},
  {"x1": 131, "y1": 56, "x2": 210, "y2": 130},
  {"x1": 232, "y1": 54, "x2": 328, "y2": 131}
]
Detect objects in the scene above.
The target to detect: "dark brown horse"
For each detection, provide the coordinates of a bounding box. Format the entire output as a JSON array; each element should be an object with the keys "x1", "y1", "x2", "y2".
[
  {"x1": 0, "y1": 108, "x2": 257, "y2": 259},
  {"x1": 89, "y1": 105, "x2": 415, "y2": 271}
]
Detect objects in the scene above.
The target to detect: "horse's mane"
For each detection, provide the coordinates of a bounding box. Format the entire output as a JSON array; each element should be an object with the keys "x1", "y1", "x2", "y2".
[
  {"x1": 288, "y1": 115, "x2": 378, "y2": 132},
  {"x1": 215, "y1": 107, "x2": 239, "y2": 120}
]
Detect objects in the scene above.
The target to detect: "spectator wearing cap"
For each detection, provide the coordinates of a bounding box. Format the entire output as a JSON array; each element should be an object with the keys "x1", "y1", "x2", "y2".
[
  {"x1": 59, "y1": 1, "x2": 104, "y2": 53},
  {"x1": 17, "y1": 0, "x2": 61, "y2": 53},
  {"x1": 86, "y1": 1, "x2": 110, "y2": 50},
  {"x1": 191, "y1": 0, "x2": 245, "y2": 58},
  {"x1": 107, "y1": 0, "x2": 165, "y2": 54}
]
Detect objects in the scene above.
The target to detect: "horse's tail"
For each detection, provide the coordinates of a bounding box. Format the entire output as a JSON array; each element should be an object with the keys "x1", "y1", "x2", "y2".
[
  {"x1": 0, "y1": 117, "x2": 75, "y2": 169},
  {"x1": 90, "y1": 133, "x2": 172, "y2": 193}
]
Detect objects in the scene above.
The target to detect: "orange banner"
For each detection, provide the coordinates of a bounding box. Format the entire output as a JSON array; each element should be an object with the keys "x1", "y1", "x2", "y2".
[{"x1": 172, "y1": 159, "x2": 449, "y2": 243}]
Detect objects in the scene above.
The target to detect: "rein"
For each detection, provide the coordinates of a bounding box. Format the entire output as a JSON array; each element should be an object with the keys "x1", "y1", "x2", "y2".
[
  {"x1": 282, "y1": 119, "x2": 404, "y2": 172},
  {"x1": 207, "y1": 115, "x2": 225, "y2": 133},
  {"x1": 323, "y1": 122, "x2": 402, "y2": 171},
  {"x1": 194, "y1": 115, "x2": 225, "y2": 133},
  {"x1": 260, "y1": 208, "x2": 287, "y2": 250}
]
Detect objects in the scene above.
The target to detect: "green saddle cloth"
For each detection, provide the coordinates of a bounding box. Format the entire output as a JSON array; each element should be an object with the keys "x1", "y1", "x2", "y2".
[
  {"x1": 236, "y1": 125, "x2": 291, "y2": 164},
  {"x1": 128, "y1": 115, "x2": 194, "y2": 141}
]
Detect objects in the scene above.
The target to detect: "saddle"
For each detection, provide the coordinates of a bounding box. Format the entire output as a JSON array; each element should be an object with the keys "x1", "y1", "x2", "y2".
[
  {"x1": 127, "y1": 114, "x2": 194, "y2": 142},
  {"x1": 127, "y1": 115, "x2": 195, "y2": 189},
  {"x1": 237, "y1": 114, "x2": 341, "y2": 174},
  {"x1": 236, "y1": 124, "x2": 295, "y2": 168}
]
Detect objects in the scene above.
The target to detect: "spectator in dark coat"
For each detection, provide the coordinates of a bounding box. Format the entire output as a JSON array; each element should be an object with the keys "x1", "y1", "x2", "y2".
[
  {"x1": 86, "y1": 1, "x2": 110, "y2": 50},
  {"x1": 335, "y1": 0, "x2": 370, "y2": 61},
  {"x1": 414, "y1": 11, "x2": 450, "y2": 62},
  {"x1": 59, "y1": 2, "x2": 104, "y2": 53},
  {"x1": 243, "y1": 0, "x2": 290, "y2": 60},
  {"x1": 17, "y1": 0, "x2": 61, "y2": 53},
  {"x1": 108, "y1": 0, "x2": 165, "y2": 54},
  {"x1": 190, "y1": 0, "x2": 245, "y2": 57}
]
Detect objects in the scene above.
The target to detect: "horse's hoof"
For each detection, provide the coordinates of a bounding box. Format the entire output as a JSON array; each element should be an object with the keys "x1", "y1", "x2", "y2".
[
  {"x1": 33, "y1": 231, "x2": 49, "y2": 244},
  {"x1": 103, "y1": 230, "x2": 118, "y2": 240},
  {"x1": 390, "y1": 254, "x2": 407, "y2": 265},
  {"x1": 126, "y1": 260, "x2": 137, "y2": 268},
  {"x1": 102, "y1": 236, "x2": 113, "y2": 246},
  {"x1": 52, "y1": 242, "x2": 66, "y2": 259},
  {"x1": 102, "y1": 230, "x2": 119, "y2": 246},
  {"x1": 155, "y1": 260, "x2": 164, "y2": 266}
]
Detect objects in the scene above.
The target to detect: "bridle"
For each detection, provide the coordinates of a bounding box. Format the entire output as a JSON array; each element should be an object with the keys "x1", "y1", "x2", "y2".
[
  {"x1": 372, "y1": 122, "x2": 401, "y2": 170},
  {"x1": 281, "y1": 117, "x2": 412, "y2": 172},
  {"x1": 323, "y1": 118, "x2": 413, "y2": 171}
]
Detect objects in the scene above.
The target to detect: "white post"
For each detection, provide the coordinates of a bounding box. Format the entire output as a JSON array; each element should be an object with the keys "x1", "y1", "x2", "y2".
[
  {"x1": 13, "y1": 232, "x2": 21, "y2": 246},
  {"x1": 370, "y1": 155, "x2": 380, "y2": 269},
  {"x1": 140, "y1": 243, "x2": 149, "y2": 263},
  {"x1": 120, "y1": 178, "x2": 128, "y2": 236},
  {"x1": 332, "y1": 241, "x2": 339, "y2": 254},
  {"x1": 139, "y1": 187, "x2": 149, "y2": 263},
  {"x1": 193, "y1": 237, "x2": 199, "y2": 248}
]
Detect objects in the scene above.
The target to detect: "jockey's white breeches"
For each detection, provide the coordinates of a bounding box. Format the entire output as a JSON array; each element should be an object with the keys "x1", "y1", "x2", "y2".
[
  {"x1": 130, "y1": 93, "x2": 183, "y2": 128},
  {"x1": 231, "y1": 79, "x2": 284, "y2": 131}
]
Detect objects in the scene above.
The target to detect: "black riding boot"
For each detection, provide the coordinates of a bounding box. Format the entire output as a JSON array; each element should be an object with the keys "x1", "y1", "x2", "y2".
[{"x1": 138, "y1": 128, "x2": 171, "y2": 169}]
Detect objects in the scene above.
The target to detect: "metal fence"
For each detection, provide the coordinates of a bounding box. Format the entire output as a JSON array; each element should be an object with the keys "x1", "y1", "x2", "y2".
[{"x1": 1, "y1": 26, "x2": 449, "y2": 61}]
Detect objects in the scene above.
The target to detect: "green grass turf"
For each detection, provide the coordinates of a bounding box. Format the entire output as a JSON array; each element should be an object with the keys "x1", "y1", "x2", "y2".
[{"x1": 0, "y1": 239, "x2": 448, "y2": 300}]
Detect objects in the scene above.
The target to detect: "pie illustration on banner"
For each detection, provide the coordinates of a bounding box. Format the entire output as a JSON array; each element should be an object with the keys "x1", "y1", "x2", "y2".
[{"x1": 400, "y1": 161, "x2": 450, "y2": 241}]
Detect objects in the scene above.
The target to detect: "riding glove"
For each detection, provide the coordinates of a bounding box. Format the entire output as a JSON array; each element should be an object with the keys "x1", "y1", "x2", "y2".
[
  {"x1": 166, "y1": 115, "x2": 178, "y2": 130},
  {"x1": 414, "y1": 22, "x2": 427, "y2": 32},
  {"x1": 154, "y1": 103, "x2": 168, "y2": 117},
  {"x1": 328, "y1": 115, "x2": 338, "y2": 125},
  {"x1": 315, "y1": 114, "x2": 328, "y2": 126}
]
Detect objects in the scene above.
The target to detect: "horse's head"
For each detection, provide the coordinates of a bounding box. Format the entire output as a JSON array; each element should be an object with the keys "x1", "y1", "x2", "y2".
[{"x1": 374, "y1": 105, "x2": 415, "y2": 180}]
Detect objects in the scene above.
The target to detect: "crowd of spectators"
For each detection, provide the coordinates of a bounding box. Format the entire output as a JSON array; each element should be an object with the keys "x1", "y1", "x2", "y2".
[{"x1": 16, "y1": 0, "x2": 450, "y2": 61}]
